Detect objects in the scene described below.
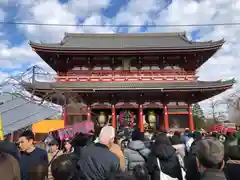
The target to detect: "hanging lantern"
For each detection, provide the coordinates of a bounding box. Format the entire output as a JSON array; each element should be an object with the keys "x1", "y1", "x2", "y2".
[
  {"x1": 148, "y1": 111, "x2": 156, "y2": 128},
  {"x1": 98, "y1": 112, "x2": 106, "y2": 127}
]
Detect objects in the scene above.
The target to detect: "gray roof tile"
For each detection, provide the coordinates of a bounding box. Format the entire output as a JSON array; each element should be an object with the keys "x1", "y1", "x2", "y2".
[
  {"x1": 29, "y1": 32, "x2": 224, "y2": 50},
  {"x1": 0, "y1": 95, "x2": 59, "y2": 135},
  {"x1": 22, "y1": 79, "x2": 235, "y2": 91}
]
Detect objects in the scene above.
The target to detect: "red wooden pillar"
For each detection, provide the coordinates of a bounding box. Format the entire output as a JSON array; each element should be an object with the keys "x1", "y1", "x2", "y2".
[
  {"x1": 138, "y1": 104, "x2": 144, "y2": 132},
  {"x1": 87, "y1": 106, "x2": 91, "y2": 121},
  {"x1": 188, "y1": 104, "x2": 194, "y2": 131},
  {"x1": 62, "y1": 105, "x2": 68, "y2": 127},
  {"x1": 163, "y1": 104, "x2": 169, "y2": 131},
  {"x1": 111, "y1": 105, "x2": 116, "y2": 128}
]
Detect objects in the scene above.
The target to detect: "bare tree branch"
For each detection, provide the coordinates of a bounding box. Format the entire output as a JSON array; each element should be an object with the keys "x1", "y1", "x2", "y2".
[{"x1": 208, "y1": 98, "x2": 228, "y2": 123}]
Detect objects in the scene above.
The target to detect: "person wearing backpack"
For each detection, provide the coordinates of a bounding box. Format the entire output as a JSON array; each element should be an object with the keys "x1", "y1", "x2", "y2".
[{"x1": 147, "y1": 133, "x2": 184, "y2": 180}]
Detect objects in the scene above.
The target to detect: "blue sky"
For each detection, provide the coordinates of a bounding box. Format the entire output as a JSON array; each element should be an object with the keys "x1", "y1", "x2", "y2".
[{"x1": 0, "y1": 0, "x2": 240, "y2": 115}]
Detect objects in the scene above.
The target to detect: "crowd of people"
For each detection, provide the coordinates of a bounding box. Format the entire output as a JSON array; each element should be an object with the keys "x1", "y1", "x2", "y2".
[{"x1": 0, "y1": 126, "x2": 240, "y2": 180}]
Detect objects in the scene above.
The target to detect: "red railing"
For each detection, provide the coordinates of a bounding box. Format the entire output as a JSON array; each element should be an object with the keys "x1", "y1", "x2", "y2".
[
  {"x1": 56, "y1": 70, "x2": 196, "y2": 82},
  {"x1": 59, "y1": 70, "x2": 195, "y2": 76}
]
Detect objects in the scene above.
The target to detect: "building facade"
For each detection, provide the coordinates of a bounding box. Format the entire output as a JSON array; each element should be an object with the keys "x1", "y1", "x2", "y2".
[{"x1": 23, "y1": 32, "x2": 235, "y2": 132}]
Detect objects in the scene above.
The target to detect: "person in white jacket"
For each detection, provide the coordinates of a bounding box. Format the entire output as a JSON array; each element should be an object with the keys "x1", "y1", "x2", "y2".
[
  {"x1": 170, "y1": 133, "x2": 186, "y2": 160},
  {"x1": 185, "y1": 134, "x2": 194, "y2": 153}
]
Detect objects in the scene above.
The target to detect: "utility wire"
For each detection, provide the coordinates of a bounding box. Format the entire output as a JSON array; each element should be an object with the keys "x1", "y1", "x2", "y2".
[{"x1": 1, "y1": 21, "x2": 240, "y2": 27}]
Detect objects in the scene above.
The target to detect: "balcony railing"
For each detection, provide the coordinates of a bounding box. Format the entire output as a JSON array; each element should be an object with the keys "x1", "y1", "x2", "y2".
[
  {"x1": 59, "y1": 70, "x2": 195, "y2": 76},
  {"x1": 56, "y1": 70, "x2": 196, "y2": 82}
]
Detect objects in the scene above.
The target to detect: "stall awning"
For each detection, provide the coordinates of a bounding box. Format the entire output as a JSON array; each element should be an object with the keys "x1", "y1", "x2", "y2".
[
  {"x1": 32, "y1": 120, "x2": 64, "y2": 133},
  {"x1": 0, "y1": 94, "x2": 60, "y2": 135}
]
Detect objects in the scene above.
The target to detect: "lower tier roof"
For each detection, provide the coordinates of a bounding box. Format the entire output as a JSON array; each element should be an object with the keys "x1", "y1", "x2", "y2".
[
  {"x1": 21, "y1": 79, "x2": 235, "y2": 104},
  {"x1": 22, "y1": 79, "x2": 235, "y2": 91}
]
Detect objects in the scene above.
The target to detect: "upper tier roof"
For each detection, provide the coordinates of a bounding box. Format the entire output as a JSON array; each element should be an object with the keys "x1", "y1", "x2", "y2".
[{"x1": 29, "y1": 32, "x2": 225, "y2": 51}]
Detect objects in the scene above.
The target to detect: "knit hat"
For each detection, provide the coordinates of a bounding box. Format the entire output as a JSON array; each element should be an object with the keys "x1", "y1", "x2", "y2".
[
  {"x1": 48, "y1": 139, "x2": 59, "y2": 146},
  {"x1": 196, "y1": 138, "x2": 224, "y2": 168},
  {"x1": 0, "y1": 140, "x2": 21, "y2": 163}
]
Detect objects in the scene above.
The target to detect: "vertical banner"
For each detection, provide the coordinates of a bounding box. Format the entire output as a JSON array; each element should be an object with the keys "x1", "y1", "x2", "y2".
[{"x1": 0, "y1": 113, "x2": 3, "y2": 140}]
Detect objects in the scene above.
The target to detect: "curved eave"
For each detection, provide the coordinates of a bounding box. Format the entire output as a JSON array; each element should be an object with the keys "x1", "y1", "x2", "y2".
[
  {"x1": 21, "y1": 79, "x2": 235, "y2": 92},
  {"x1": 28, "y1": 39, "x2": 225, "y2": 54}
]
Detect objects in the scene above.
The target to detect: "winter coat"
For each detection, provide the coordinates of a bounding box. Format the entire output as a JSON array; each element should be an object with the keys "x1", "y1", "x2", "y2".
[
  {"x1": 224, "y1": 160, "x2": 240, "y2": 180},
  {"x1": 124, "y1": 140, "x2": 150, "y2": 171},
  {"x1": 201, "y1": 169, "x2": 227, "y2": 180},
  {"x1": 48, "y1": 150, "x2": 63, "y2": 180},
  {"x1": 147, "y1": 144, "x2": 183, "y2": 180},
  {"x1": 185, "y1": 139, "x2": 201, "y2": 180},
  {"x1": 185, "y1": 155, "x2": 200, "y2": 180},
  {"x1": 77, "y1": 143, "x2": 120, "y2": 180},
  {"x1": 186, "y1": 138, "x2": 194, "y2": 152},
  {"x1": 110, "y1": 143, "x2": 125, "y2": 171},
  {"x1": 0, "y1": 152, "x2": 21, "y2": 180},
  {"x1": 172, "y1": 144, "x2": 185, "y2": 160}
]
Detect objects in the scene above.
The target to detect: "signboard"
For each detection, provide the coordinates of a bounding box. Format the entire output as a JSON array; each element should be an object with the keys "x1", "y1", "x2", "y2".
[
  {"x1": 0, "y1": 113, "x2": 3, "y2": 140},
  {"x1": 53, "y1": 120, "x2": 94, "y2": 140}
]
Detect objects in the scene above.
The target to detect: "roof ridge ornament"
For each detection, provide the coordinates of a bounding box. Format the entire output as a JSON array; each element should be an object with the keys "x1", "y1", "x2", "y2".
[
  {"x1": 179, "y1": 32, "x2": 192, "y2": 44},
  {"x1": 60, "y1": 32, "x2": 70, "y2": 45}
]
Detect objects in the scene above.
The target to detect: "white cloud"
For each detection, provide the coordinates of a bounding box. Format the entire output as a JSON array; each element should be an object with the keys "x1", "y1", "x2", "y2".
[
  {"x1": 82, "y1": 14, "x2": 115, "y2": 33},
  {"x1": 3, "y1": 0, "x2": 115, "y2": 72},
  {"x1": 114, "y1": 0, "x2": 167, "y2": 32},
  {"x1": 0, "y1": 72, "x2": 8, "y2": 83},
  {"x1": 1, "y1": 0, "x2": 240, "y2": 117},
  {"x1": 0, "y1": 8, "x2": 5, "y2": 21},
  {"x1": 0, "y1": 42, "x2": 40, "y2": 69},
  {"x1": 138, "y1": 0, "x2": 240, "y2": 116},
  {"x1": 67, "y1": 0, "x2": 111, "y2": 17},
  {"x1": 17, "y1": 0, "x2": 79, "y2": 42}
]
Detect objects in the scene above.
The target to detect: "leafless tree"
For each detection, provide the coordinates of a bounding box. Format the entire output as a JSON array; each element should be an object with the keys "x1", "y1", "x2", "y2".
[
  {"x1": 208, "y1": 98, "x2": 228, "y2": 123},
  {"x1": 223, "y1": 91, "x2": 240, "y2": 124},
  {"x1": 0, "y1": 65, "x2": 59, "y2": 108}
]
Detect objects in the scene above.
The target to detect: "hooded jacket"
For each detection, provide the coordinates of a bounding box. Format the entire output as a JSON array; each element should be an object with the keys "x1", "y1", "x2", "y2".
[
  {"x1": 124, "y1": 140, "x2": 150, "y2": 171},
  {"x1": 147, "y1": 143, "x2": 183, "y2": 180}
]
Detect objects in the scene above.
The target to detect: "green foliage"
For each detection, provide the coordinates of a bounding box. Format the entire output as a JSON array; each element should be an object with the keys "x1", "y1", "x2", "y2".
[
  {"x1": 192, "y1": 103, "x2": 205, "y2": 130},
  {"x1": 192, "y1": 103, "x2": 205, "y2": 119}
]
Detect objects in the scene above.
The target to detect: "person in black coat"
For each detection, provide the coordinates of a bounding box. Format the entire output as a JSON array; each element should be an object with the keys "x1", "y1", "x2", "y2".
[
  {"x1": 224, "y1": 145, "x2": 240, "y2": 180},
  {"x1": 71, "y1": 133, "x2": 94, "y2": 157},
  {"x1": 76, "y1": 126, "x2": 120, "y2": 180},
  {"x1": 185, "y1": 131, "x2": 202, "y2": 180},
  {"x1": 147, "y1": 133, "x2": 183, "y2": 180}
]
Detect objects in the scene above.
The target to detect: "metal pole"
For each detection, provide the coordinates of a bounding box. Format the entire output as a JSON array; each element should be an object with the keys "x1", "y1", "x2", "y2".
[
  {"x1": 0, "y1": 113, "x2": 3, "y2": 140},
  {"x1": 32, "y1": 65, "x2": 36, "y2": 84}
]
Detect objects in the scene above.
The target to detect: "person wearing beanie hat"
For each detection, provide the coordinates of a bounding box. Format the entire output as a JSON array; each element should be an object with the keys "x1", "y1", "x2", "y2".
[
  {"x1": 195, "y1": 138, "x2": 227, "y2": 180},
  {"x1": 124, "y1": 128, "x2": 150, "y2": 172}
]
